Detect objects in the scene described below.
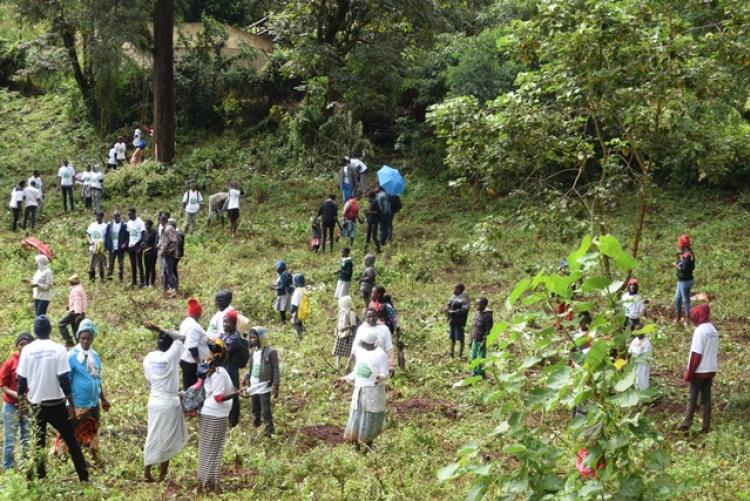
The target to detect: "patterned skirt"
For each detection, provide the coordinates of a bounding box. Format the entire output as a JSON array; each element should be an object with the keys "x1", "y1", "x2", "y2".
[
  {"x1": 198, "y1": 414, "x2": 228, "y2": 486},
  {"x1": 332, "y1": 334, "x2": 354, "y2": 357}
]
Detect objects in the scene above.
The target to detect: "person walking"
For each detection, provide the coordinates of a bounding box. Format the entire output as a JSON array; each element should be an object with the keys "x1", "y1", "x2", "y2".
[
  {"x1": 347, "y1": 157, "x2": 368, "y2": 196},
  {"x1": 339, "y1": 158, "x2": 358, "y2": 203},
  {"x1": 364, "y1": 191, "x2": 381, "y2": 253},
  {"x1": 678, "y1": 304, "x2": 718, "y2": 433},
  {"x1": 674, "y1": 234, "x2": 695, "y2": 328},
  {"x1": 182, "y1": 182, "x2": 203, "y2": 234},
  {"x1": 58, "y1": 274, "x2": 87, "y2": 347},
  {"x1": 244, "y1": 327, "x2": 279, "y2": 437},
  {"x1": 87, "y1": 211, "x2": 107, "y2": 281},
  {"x1": 227, "y1": 182, "x2": 242, "y2": 238},
  {"x1": 169, "y1": 218, "x2": 184, "y2": 291},
  {"x1": 333, "y1": 296, "x2": 358, "y2": 370},
  {"x1": 141, "y1": 322, "x2": 188, "y2": 483},
  {"x1": 341, "y1": 195, "x2": 361, "y2": 247},
  {"x1": 104, "y1": 210, "x2": 128, "y2": 282},
  {"x1": 29, "y1": 254, "x2": 53, "y2": 317},
  {"x1": 22, "y1": 180, "x2": 42, "y2": 231},
  {"x1": 16, "y1": 316, "x2": 89, "y2": 481},
  {"x1": 142, "y1": 219, "x2": 158, "y2": 287},
  {"x1": 0, "y1": 332, "x2": 33, "y2": 470},
  {"x1": 359, "y1": 255, "x2": 377, "y2": 309},
  {"x1": 317, "y1": 194, "x2": 339, "y2": 254},
  {"x1": 8, "y1": 181, "x2": 25, "y2": 232},
  {"x1": 158, "y1": 215, "x2": 178, "y2": 297},
  {"x1": 179, "y1": 298, "x2": 209, "y2": 389},
  {"x1": 376, "y1": 187, "x2": 392, "y2": 248},
  {"x1": 126, "y1": 207, "x2": 145, "y2": 287},
  {"x1": 446, "y1": 283, "x2": 471, "y2": 359},
  {"x1": 58, "y1": 160, "x2": 75, "y2": 211}
]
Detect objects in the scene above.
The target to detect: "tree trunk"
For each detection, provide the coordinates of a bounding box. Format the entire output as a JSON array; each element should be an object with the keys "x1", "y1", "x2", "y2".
[
  {"x1": 152, "y1": 0, "x2": 175, "y2": 163},
  {"x1": 630, "y1": 183, "x2": 649, "y2": 260},
  {"x1": 59, "y1": 22, "x2": 96, "y2": 120}
]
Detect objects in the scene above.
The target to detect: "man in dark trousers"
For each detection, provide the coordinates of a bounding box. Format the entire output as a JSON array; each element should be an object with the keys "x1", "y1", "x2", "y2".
[
  {"x1": 244, "y1": 327, "x2": 279, "y2": 437},
  {"x1": 16, "y1": 316, "x2": 89, "y2": 482},
  {"x1": 220, "y1": 309, "x2": 249, "y2": 428},
  {"x1": 104, "y1": 210, "x2": 129, "y2": 281},
  {"x1": 317, "y1": 194, "x2": 339, "y2": 254}
]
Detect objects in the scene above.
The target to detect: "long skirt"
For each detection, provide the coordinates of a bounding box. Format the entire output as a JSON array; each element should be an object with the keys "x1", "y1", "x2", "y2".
[
  {"x1": 274, "y1": 293, "x2": 291, "y2": 312},
  {"x1": 344, "y1": 388, "x2": 385, "y2": 444},
  {"x1": 198, "y1": 414, "x2": 228, "y2": 486},
  {"x1": 335, "y1": 280, "x2": 351, "y2": 299},
  {"x1": 53, "y1": 406, "x2": 100, "y2": 457},
  {"x1": 144, "y1": 392, "x2": 188, "y2": 466},
  {"x1": 332, "y1": 335, "x2": 354, "y2": 358}
]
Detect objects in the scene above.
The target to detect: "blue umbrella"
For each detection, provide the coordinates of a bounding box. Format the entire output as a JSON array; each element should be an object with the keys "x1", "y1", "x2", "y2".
[{"x1": 377, "y1": 165, "x2": 405, "y2": 195}]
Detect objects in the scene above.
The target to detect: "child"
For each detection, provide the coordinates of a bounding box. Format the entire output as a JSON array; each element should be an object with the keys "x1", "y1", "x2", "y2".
[
  {"x1": 290, "y1": 273, "x2": 306, "y2": 340},
  {"x1": 621, "y1": 278, "x2": 645, "y2": 330},
  {"x1": 628, "y1": 331, "x2": 652, "y2": 390},
  {"x1": 335, "y1": 247, "x2": 353, "y2": 299},
  {"x1": 359, "y1": 254, "x2": 376, "y2": 308},
  {"x1": 470, "y1": 298, "x2": 493, "y2": 377},
  {"x1": 310, "y1": 216, "x2": 321, "y2": 252},
  {"x1": 244, "y1": 327, "x2": 280, "y2": 437},
  {"x1": 333, "y1": 296, "x2": 358, "y2": 369},
  {"x1": 271, "y1": 261, "x2": 293, "y2": 323},
  {"x1": 446, "y1": 283, "x2": 471, "y2": 358}
]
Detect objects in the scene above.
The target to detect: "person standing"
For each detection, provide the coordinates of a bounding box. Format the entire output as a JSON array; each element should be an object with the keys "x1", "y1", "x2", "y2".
[
  {"x1": 678, "y1": 304, "x2": 718, "y2": 433},
  {"x1": 348, "y1": 157, "x2": 368, "y2": 196},
  {"x1": 317, "y1": 194, "x2": 339, "y2": 254},
  {"x1": 29, "y1": 254, "x2": 53, "y2": 317},
  {"x1": 179, "y1": 298, "x2": 209, "y2": 389},
  {"x1": 333, "y1": 296, "x2": 358, "y2": 370},
  {"x1": 290, "y1": 273, "x2": 307, "y2": 340},
  {"x1": 54, "y1": 320, "x2": 110, "y2": 465},
  {"x1": 376, "y1": 187, "x2": 392, "y2": 248},
  {"x1": 470, "y1": 298, "x2": 493, "y2": 378},
  {"x1": 169, "y1": 218, "x2": 184, "y2": 291},
  {"x1": 350, "y1": 308, "x2": 394, "y2": 373},
  {"x1": 80, "y1": 165, "x2": 93, "y2": 211},
  {"x1": 341, "y1": 195, "x2": 361, "y2": 247},
  {"x1": 628, "y1": 330, "x2": 653, "y2": 390},
  {"x1": 220, "y1": 309, "x2": 249, "y2": 428},
  {"x1": 104, "y1": 210, "x2": 128, "y2": 282},
  {"x1": 89, "y1": 165, "x2": 103, "y2": 212},
  {"x1": 126, "y1": 207, "x2": 145, "y2": 287},
  {"x1": 335, "y1": 247, "x2": 353, "y2": 299},
  {"x1": 244, "y1": 327, "x2": 279, "y2": 437},
  {"x1": 339, "y1": 158, "x2": 358, "y2": 203},
  {"x1": 227, "y1": 182, "x2": 241, "y2": 238},
  {"x1": 207, "y1": 290, "x2": 234, "y2": 338},
  {"x1": 58, "y1": 160, "x2": 75, "y2": 212},
  {"x1": 207, "y1": 192, "x2": 229, "y2": 227},
  {"x1": 87, "y1": 210, "x2": 107, "y2": 281},
  {"x1": 182, "y1": 182, "x2": 203, "y2": 234},
  {"x1": 16, "y1": 316, "x2": 89, "y2": 481},
  {"x1": 0, "y1": 332, "x2": 33, "y2": 470},
  {"x1": 358, "y1": 254, "x2": 376, "y2": 309},
  {"x1": 674, "y1": 234, "x2": 695, "y2": 328},
  {"x1": 446, "y1": 283, "x2": 471, "y2": 359},
  {"x1": 114, "y1": 137, "x2": 127, "y2": 168},
  {"x1": 28, "y1": 171, "x2": 44, "y2": 216},
  {"x1": 58, "y1": 274, "x2": 87, "y2": 347},
  {"x1": 22, "y1": 180, "x2": 42, "y2": 231},
  {"x1": 621, "y1": 278, "x2": 646, "y2": 330},
  {"x1": 364, "y1": 191, "x2": 381, "y2": 253},
  {"x1": 9, "y1": 181, "x2": 25, "y2": 232},
  {"x1": 142, "y1": 219, "x2": 158, "y2": 287},
  {"x1": 141, "y1": 321, "x2": 188, "y2": 482},
  {"x1": 272, "y1": 261, "x2": 294, "y2": 324},
  {"x1": 159, "y1": 215, "x2": 178, "y2": 298},
  {"x1": 107, "y1": 143, "x2": 118, "y2": 171}
]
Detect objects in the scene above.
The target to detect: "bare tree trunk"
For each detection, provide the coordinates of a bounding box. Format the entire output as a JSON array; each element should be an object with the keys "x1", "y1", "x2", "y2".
[
  {"x1": 630, "y1": 182, "x2": 649, "y2": 259},
  {"x1": 152, "y1": 0, "x2": 175, "y2": 163},
  {"x1": 59, "y1": 22, "x2": 96, "y2": 119}
]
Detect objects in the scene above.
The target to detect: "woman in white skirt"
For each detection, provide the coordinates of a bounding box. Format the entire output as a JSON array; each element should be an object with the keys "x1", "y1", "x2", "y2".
[
  {"x1": 337, "y1": 329, "x2": 388, "y2": 451},
  {"x1": 141, "y1": 322, "x2": 188, "y2": 482}
]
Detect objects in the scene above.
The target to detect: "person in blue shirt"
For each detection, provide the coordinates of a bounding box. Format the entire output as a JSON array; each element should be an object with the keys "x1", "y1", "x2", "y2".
[{"x1": 54, "y1": 319, "x2": 110, "y2": 464}]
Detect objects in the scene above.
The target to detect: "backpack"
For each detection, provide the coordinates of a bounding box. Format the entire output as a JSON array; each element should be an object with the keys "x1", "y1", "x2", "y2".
[
  {"x1": 298, "y1": 293, "x2": 311, "y2": 321},
  {"x1": 390, "y1": 195, "x2": 402, "y2": 214},
  {"x1": 235, "y1": 336, "x2": 250, "y2": 369},
  {"x1": 344, "y1": 198, "x2": 359, "y2": 220},
  {"x1": 181, "y1": 379, "x2": 206, "y2": 416}
]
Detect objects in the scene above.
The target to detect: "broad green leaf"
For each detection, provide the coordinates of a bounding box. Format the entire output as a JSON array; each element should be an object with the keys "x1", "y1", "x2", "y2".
[
  {"x1": 437, "y1": 462, "x2": 460, "y2": 481},
  {"x1": 468, "y1": 463, "x2": 492, "y2": 476},
  {"x1": 567, "y1": 235, "x2": 593, "y2": 273},
  {"x1": 547, "y1": 365, "x2": 571, "y2": 390},
  {"x1": 520, "y1": 356, "x2": 541, "y2": 370},
  {"x1": 612, "y1": 389, "x2": 640, "y2": 407},
  {"x1": 614, "y1": 369, "x2": 636, "y2": 392},
  {"x1": 507, "y1": 278, "x2": 531, "y2": 305},
  {"x1": 502, "y1": 443, "x2": 527, "y2": 455},
  {"x1": 645, "y1": 449, "x2": 670, "y2": 472},
  {"x1": 597, "y1": 234, "x2": 637, "y2": 270},
  {"x1": 453, "y1": 375, "x2": 482, "y2": 388},
  {"x1": 585, "y1": 339, "x2": 608, "y2": 371},
  {"x1": 486, "y1": 321, "x2": 507, "y2": 346},
  {"x1": 466, "y1": 478, "x2": 489, "y2": 501},
  {"x1": 581, "y1": 276, "x2": 611, "y2": 292},
  {"x1": 522, "y1": 292, "x2": 546, "y2": 306}
]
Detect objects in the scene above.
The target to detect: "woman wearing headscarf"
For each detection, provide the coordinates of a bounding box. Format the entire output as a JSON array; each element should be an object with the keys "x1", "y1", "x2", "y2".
[
  {"x1": 337, "y1": 329, "x2": 388, "y2": 451},
  {"x1": 678, "y1": 304, "x2": 719, "y2": 433},
  {"x1": 673, "y1": 234, "x2": 695, "y2": 327},
  {"x1": 29, "y1": 255, "x2": 53, "y2": 317},
  {"x1": 141, "y1": 321, "x2": 188, "y2": 482},
  {"x1": 53, "y1": 319, "x2": 110, "y2": 464},
  {"x1": 333, "y1": 296, "x2": 358, "y2": 369},
  {"x1": 271, "y1": 261, "x2": 293, "y2": 323},
  {"x1": 198, "y1": 338, "x2": 240, "y2": 492}
]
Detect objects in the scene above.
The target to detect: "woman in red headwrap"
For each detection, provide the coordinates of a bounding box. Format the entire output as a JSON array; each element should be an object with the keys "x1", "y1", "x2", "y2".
[
  {"x1": 673, "y1": 234, "x2": 695, "y2": 326},
  {"x1": 678, "y1": 304, "x2": 718, "y2": 433}
]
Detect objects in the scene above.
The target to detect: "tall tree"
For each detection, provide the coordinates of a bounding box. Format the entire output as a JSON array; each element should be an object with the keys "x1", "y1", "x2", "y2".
[{"x1": 152, "y1": 0, "x2": 175, "y2": 162}]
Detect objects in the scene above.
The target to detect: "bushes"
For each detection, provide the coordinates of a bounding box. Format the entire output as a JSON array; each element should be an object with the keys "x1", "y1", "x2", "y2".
[{"x1": 105, "y1": 161, "x2": 181, "y2": 199}]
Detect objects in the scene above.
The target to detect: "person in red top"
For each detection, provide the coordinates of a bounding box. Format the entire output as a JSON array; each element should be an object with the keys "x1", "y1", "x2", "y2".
[{"x1": 1, "y1": 332, "x2": 34, "y2": 470}]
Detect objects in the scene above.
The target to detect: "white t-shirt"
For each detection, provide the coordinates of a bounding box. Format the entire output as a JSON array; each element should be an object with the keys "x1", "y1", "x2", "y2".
[
  {"x1": 291, "y1": 287, "x2": 304, "y2": 308},
  {"x1": 58, "y1": 165, "x2": 75, "y2": 186},
  {"x1": 689, "y1": 323, "x2": 719, "y2": 374},
  {"x1": 628, "y1": 337, "x2": 652, "y2": 390},
  {"x1": 89, "y1": 172, "x2": 103, "y2": 190},
  {"x1": 352, "y1": 323, "x2": 393, "y2": 357},
  {"x1": 348, "y1": 346, "x2": 388, "y2": 388},
  {"x1": 183, "y1": 190, "x2": 203, "y2": 214},
  {"x1": 24, "y1": 186, "x2": 42, "y2": 207},
  {"x1": 227, "y1": 189, "x2": 240, "y2": 210},
  {"x1": 180, "y1": 316, "x2": 209, "y2": 364},
  {"x1": 201, "y1": 367, "x2": 234, "y2": 418},
  {"x1": 110, "y1": 221, "x2": 122, "y2": 250},
  {"x1": 133, "y1": 129, "x2": 142, "y2": 148},
  {"x1": 114, "y1": 141, "x2": 127, "y2": 160},
  {"x1": 108, "y1": 148, "x2": 117, "y2": 165},
  {"x1": 143, "y1": 340, "x2": 183, "y2": 394},
  {"x1": 350, "y1": 158, "x2": 367, "y2": 174},
  {"x1": 621, "y1": 293, "x2": 645, "y2": 319},
  {"x1": 126, "y1": 217, "x2": 145, "y2": 247},
  {"x1": 16, "y1": 339, "x2": 70, "y2": 404},
  {"x1": 207, "y1": 306, "x2": 233, "y2": 338},
  {"x1": 87, "y1": 221, "x2": 107, "y2": 251},
  {"x1": 9, "y1": 188, "x2": 24, "y2": 209},
  {"x1": 28, "y1": 176, "x2": 42, "y2": 191}
]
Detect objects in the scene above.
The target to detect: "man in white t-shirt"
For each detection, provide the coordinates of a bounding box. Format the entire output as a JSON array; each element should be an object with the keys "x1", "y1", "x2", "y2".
[
  {"x1": 9, "y1": 180, "x2": 25, "y2": 231},
  {"x1": 16, "y1": 316, "x2": 89, "y2": 481},
  {"x1": 126, "y1": 207, "x2": 146, "y2": 287},
  {"x1": 22, "y1": 180, "x2": 42, "y2": 231},
  {"x1": 89, "y1": 165, "x2": 104, "y2": 212},
  {"x1": 207, "y1": 290, "x2": 234, "y2": 338},
  {"x1": 28, "y1": 170, "x2": 44, "y2": 215},
  {"x1": 181, "y1": 181, "x2": 203, "y2": 234},
  {"x1": 226, "y1": 183, "x2": 241, "y2": 238},
  {"x1": 107, "y1": 144, "x2": 118, "y2": 171},
  {"x1": 679, "y1": 304, "x2": 718, "y2": 433},
  {"x1": 179, "y1": 298, "x2": 209, "y2": 389},
  {"x1": 349, "y1": 308, "x2": 394, "y2": 372},
  {"x1": 57, "y1": 160, "x2": 75, "y2": 211},
  {"x1": 114, "y1": 136, "x2": 127, "y2": 167},
  {"x1": 348, "y1": 156, "x2": 368, "y2": 195},
  {"x1": 87, "y1": 210, "x2": 108, "y2": 281}
]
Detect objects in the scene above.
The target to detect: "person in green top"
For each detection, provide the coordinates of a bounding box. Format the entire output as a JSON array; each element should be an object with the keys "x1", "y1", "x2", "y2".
[{"x1": 335, "y1": 247, "x2": 353, "y2": 299}]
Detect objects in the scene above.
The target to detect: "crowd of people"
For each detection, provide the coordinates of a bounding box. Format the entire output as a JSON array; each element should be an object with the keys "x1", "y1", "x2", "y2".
[{"x1": 1, "y1": 143, "x2": 721, "y2": 493}]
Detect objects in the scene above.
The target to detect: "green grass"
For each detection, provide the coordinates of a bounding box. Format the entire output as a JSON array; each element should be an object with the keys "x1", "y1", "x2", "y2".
[{"x1": 0, "y1": 89, "x2": 748, "y2": 500}]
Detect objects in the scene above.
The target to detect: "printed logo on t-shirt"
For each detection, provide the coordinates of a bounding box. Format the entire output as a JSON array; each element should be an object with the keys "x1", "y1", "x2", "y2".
[
  {"x1": 252, "y1": 364, "x2": 261, "y2": 378},
  {"x1": 355, "y1": 362, "x2": 373, "y2": 379}
]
